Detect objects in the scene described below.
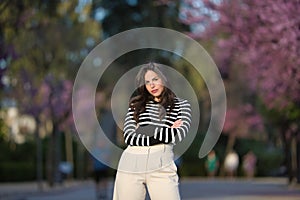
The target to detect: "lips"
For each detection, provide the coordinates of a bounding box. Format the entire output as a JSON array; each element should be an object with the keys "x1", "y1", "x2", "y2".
[{"x1": 151, "y1": 89, "x2": 158, "y2": 94}]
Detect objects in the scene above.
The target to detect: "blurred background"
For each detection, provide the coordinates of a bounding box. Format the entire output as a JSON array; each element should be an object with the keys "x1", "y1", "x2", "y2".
[{"x1": 0, "y1": 0, "x2": 299, "y2": 191}]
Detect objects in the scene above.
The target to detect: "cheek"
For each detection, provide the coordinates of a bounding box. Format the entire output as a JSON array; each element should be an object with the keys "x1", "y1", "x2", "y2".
[
  {"x1": 158, "y1": 83, "x2": 164, "y2": 91},
  {"x1": 158, "y1": 80, "x2": 164, "y2": 88},
  {"x1": 145, "y1": 85, "x2": 151, "y2": 92}
]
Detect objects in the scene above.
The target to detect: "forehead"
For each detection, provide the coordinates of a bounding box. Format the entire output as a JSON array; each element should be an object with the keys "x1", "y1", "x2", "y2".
[{"x1": 144, "y1": 70, "x2": 158, "y2": 80}]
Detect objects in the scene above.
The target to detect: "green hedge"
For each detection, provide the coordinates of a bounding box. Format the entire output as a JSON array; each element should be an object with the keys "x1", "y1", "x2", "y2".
[
  {"x1": 179, "y1": 135, "x2": 284, "y2": 177},
  {"x1": 0, "y1": 162, "x2": 35, "y2": 182},
  {"x1": 235, "y1": 138, "x2": 284, "y2": 177}
]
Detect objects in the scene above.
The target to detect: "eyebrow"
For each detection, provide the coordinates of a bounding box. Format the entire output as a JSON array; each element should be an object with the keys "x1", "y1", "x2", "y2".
[{"x1": 145, "y1": 76, "x2": 159, "y2": 82}]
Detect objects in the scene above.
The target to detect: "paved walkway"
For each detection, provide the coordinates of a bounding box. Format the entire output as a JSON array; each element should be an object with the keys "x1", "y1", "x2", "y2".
[
  {"x1": 0, "y1": 177, "x2": 300, "y2": 200},
  {"x1": 0, "y1": 180, "x2": 84, "y2": 200},
  {"x1": 179, "y1": 178, "x2": 300, "y2": 200}
]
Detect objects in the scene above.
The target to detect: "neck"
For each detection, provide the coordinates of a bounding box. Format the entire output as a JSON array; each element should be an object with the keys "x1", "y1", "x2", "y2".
[{"x1": 154, "y1": 97, "x2": 161, "y2": 102}]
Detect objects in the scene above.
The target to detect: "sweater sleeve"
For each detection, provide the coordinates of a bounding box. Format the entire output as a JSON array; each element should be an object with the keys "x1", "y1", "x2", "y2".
[
  {"x1": 123, "y1": 107, "x2": 161, "y2": 146},
  {"x1": 153, "y1": 99, "x2": 192, "y2": 144}
]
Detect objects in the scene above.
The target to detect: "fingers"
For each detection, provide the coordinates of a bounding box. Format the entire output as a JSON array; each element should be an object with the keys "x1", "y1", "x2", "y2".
[{"x1": 171, "y1": 119, "x2": 183, "y2": 128}]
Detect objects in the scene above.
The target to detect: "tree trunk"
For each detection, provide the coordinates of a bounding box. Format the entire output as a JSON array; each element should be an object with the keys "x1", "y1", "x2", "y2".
[
  {"x1": 296, "y1": 132, "x2": 300, "y2": 184},
  {"x1": 46, "y1": 129, "x2": 54, "y2": 186},
  {"x1": 281, "y1": 129, "x2": 293, "y2": 184},
  {"x1": 46, "y1": 123, "x2": 61, "y2": 186},
  {"x1": 286, "y1": 140, "x2": 293, "y2": 184},
  {"x1": 291, "y1": 136, "x2": 297, "y2": 183},
  {"x1": 65, "y1": 130, "x2": 74, "y2": 180},
  {"x1": 53, "y1": 123, "x2": 62, "y2": 184},
  {"x1": 35, "y1": 118, "x2": 43, "y2": 191}
]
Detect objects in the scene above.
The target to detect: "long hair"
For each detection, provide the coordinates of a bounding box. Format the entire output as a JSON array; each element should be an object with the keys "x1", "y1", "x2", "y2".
[{"x1": 130, "y1": 62, "x2": 176, "y2": 122}]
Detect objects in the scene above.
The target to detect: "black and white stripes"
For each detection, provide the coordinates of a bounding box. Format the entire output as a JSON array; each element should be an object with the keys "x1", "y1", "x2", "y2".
[{"x1": 123, "y1": 98, "x2": 192, "y2": 146}]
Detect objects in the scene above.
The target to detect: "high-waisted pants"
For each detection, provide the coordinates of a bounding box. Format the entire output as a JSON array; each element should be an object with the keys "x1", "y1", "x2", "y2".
[{"x1": 113, "y1": 144, "x2": 180, "y2": 200}]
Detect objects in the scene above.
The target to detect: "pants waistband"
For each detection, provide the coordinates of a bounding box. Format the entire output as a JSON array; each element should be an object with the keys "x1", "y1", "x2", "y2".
[
  {"x1": 126, "y1": 144, "x2": 173, "y2": 154},
  {"x1": 118, "y1": 144, "x2": 174, "y2": 173}
]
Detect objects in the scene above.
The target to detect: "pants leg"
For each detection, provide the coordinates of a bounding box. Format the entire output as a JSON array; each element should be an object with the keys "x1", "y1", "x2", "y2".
[
  {"x1": 146, "y1": 161, "x2": 181, "y2": 200},
  {"x1": 113, "y1": 171, "x2": 146, "y2": 200},
  {"x1": 113, "y1": 144, "x2": 180, "y2": 200}
]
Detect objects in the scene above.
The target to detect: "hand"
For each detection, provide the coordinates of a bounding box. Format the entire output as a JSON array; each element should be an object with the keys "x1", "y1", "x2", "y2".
[{"x1": 171, "y1": 119, "x2": 182, "y2": 128}]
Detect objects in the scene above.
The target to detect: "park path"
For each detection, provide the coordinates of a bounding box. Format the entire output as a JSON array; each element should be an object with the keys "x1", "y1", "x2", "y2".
[{"x1": 1, "y1": 177, "x2": 300, "y2": 200}]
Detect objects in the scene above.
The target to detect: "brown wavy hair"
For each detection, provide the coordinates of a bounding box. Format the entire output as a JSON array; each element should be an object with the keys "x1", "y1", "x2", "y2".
[{"x1": 130, "y1": 62, "x2": 176, "y2": 122}]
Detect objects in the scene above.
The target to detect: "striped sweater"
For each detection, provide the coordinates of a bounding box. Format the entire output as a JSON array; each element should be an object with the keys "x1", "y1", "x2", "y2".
[{"x1": 123, "y1": 97, "x2": 192, "y2": 146}]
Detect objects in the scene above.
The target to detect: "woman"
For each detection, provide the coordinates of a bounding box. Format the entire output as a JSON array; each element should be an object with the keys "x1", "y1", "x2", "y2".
[
  {"x1": 205, "y1": 150, "x2": 219, "y2": 177},
  {"x1": 113, "y1": 62, "x2": 192, "y2": 200}
]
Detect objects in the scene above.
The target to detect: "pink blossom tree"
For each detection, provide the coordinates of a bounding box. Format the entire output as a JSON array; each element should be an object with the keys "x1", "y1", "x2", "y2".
[
  {"x1": 15, "y1": 70, "x2": 74, "y2": 186},
  {"x1": 182, "y1": 0, "x2": 300, "y2": 182},
  {"x1": 2, "y1": 0, "x2": 101, "y2": 186}
]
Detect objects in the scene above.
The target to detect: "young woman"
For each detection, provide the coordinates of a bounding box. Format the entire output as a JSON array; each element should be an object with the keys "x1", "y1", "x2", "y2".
[{"x1": 113, "y1": 62, "x2": 192, "y2": 200}]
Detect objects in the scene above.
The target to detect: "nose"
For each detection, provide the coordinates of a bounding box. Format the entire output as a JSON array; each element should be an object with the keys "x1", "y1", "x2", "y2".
[{"x1": 149, "y1": 82, "x2": 155, "y2": 88}]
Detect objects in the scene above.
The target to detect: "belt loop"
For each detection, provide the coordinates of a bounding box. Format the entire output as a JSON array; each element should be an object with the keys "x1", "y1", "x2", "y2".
[{"x1": 163, "y1": 144, "x2": 166, "y2": 152}]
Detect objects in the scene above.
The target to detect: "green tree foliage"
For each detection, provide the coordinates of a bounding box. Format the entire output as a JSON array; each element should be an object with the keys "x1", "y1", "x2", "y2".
[
  {"x1": 0, "y1": 0, "x2": 102, "y2": 184},
  {"x1": 91, "y1": 0, "x2": 190, "y2": 68},
  {"x1": 93, "y1": 0, "x2": 189, "y2": 37}
]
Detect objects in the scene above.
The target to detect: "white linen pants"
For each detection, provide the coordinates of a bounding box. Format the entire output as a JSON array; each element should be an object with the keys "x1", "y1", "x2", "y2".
[{"x1": 113, "y1": 144, "x2": 180, "y2": 200}]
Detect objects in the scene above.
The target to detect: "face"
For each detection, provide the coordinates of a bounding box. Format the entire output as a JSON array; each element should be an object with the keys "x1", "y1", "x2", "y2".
[{"x1": 144, "y1": 70, "x2": 164, "y2": 101}]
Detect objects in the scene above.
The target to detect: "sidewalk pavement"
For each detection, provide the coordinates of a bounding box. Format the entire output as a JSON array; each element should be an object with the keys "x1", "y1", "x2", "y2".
[
  {"x1": 179, "y1": 177, "x2": 300, "y2": 200},
  {"x1": 0, "y1": 180, "x2": 87, "y2": 200},
  {"x1": 1, "y1": 177, "x2": 300, "y2": 200}
]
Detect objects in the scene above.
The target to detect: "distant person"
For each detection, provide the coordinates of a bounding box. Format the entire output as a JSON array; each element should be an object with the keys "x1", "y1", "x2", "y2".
[
  {"x1": 205, "y1": 150, "x2": 219, "y2": 177},
  {"x1": 92, "y1": 95, "x2": 117, "y2": 200},
  {"x1": 92, "y1": 146, "x2": 110, "y2": 200},
  {"x1": 242, "y1": 151, "x2": 257, "y2": 179},
  {"x1": 224, "y1": 150, "x2": 239, "y2": 177},
  {"x1": 175, "y1": 155, "x2": 183, "y2": 178}
]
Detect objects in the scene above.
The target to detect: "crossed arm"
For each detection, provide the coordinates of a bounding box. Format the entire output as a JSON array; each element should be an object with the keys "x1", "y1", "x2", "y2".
[{"x1": 123, "y1": 102, "x2": 191, "y2": 146}]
